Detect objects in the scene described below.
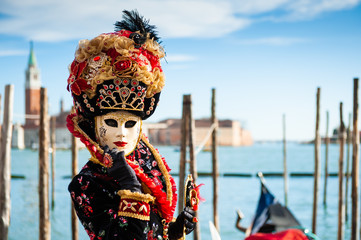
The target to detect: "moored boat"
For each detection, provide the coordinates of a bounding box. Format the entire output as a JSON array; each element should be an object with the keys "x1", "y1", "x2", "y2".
[{"x1": 236, "y1": 172, "x2": 320, "y2": 240}]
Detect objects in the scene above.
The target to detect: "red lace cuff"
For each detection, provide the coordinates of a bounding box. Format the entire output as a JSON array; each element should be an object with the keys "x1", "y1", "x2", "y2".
[{"x1": 117, "y1": 190, "x2": 155, "y2": 221}]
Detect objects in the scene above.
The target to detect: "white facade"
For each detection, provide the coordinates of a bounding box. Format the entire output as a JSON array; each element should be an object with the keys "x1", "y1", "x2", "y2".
[{"x1": 12, "y1": 123, "x2": 25, "y2": 149}]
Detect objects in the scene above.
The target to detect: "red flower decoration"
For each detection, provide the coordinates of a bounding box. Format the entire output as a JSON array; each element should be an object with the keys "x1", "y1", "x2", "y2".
[
  {"x1": 106, "y1": 48, "x2": 120, "y2": 65},
  {"x1": 70, "y1": 79, "x2": 88, "y2": 96},
  {"x1": 115, "y1": 60, "x2": 131, "y2": 71},
  {"x1": 67, "y1": 60, "x2": 89, "y2": 95}
]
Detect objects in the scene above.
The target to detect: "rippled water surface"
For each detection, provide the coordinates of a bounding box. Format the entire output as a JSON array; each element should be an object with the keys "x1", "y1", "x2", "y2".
[{"x1": 9, "y1": 142, "x2": 352, "y2": 239}]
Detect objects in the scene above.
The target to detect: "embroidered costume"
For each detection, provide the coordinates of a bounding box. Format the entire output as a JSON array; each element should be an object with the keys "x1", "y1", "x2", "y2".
[{"x1": 67, "y1": 10, "x2": 197, "y2": 240}]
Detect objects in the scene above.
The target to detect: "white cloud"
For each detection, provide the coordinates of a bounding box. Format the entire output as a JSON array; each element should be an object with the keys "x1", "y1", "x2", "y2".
[
  {"x1": 0, "y1": 0, "x2": 359, "y2": 41},
  {"x1": 147, "y1": 1, "x2": 250, "y2": 38},
  {"x1": 229, "y1": 0, "x2": 360, "y2": 22},
  {"x1": 238, "y1": 37, "x2": 307, "y2": 46},
  {"x1": 284, "y1": 0, "x2": 360, "y2": 20},
  {"x1": 0, "y1": 50, "x2": 27, "y2": 56},
  {"x1": 231, "y1": 0, "x2": 289, "y2": 15}
]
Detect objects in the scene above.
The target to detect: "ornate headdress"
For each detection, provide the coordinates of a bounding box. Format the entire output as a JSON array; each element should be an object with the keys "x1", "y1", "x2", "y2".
[{"x1": 67, "y1": 10, "x2": 165, "y2": 120}]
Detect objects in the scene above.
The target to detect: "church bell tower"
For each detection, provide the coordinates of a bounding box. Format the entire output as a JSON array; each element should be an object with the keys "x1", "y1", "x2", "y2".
[{"x1": 24, "y1": 41, "x2": 41, "y2": 128}]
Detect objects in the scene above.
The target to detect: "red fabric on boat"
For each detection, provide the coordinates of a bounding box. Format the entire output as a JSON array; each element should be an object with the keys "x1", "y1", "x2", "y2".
[{"x1": 245, "y1": 229, "x2": 309, "y2": 240}]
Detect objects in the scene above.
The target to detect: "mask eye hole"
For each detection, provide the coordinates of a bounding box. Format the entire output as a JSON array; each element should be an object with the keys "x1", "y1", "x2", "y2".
[
  {"x1": 125, "y1": 120, "x2": 137, "y2": 128},
  {"x1": 104, "y1": 119, "x2": 118, "y2": 127}
]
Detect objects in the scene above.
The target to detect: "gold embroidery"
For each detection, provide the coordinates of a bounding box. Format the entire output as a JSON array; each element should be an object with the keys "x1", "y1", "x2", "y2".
[
  {"x1": 118, "y1": 211, "x2": 150, "y2": 221},
  {"x1": 121, "y1": 200, "x2": 137, "y2": 212},
  {"x1": 117, "y1": 190, "x2": 154, "y2": 221},
  {"x1": 99, "y1": 110, "x2": 140, "y2": 124},
  {"x1": 97, "y1": 78, "x2": 146, "y2": 111},
  {"x1": 118, "y1": 189, "x2": 155, "y2": 203},
  {"x1": 139, "y1": 204, "x2": 148, "y2": 213}
]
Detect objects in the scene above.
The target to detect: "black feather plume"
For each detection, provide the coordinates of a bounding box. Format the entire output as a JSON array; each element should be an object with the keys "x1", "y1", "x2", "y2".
[{"x1": 114, "y1": 10, "x2": 160, "y2": 44}]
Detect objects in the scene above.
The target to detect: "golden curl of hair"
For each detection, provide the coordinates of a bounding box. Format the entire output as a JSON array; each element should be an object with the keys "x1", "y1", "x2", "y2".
[
  {"x1": 75, "y1": 39, "x2": 91, "y2": 63},
  {"x1": 146, "y1": 68, "x2": 165, "y2": 98},
  {"x1": 142, "y1": 37, "x2": 165, "y2": 59}
]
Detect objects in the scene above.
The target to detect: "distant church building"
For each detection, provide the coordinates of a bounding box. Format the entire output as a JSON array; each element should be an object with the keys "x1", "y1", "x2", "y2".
[
  {"x1": 23, "y1": 42, "x2": 41, "y2": 148},
  {"x1": 12, "y1": 42, "x2": 73, "y2": 149},
  {"x1": 25, "y1": 42, "x2": 41, "y2": 128}
]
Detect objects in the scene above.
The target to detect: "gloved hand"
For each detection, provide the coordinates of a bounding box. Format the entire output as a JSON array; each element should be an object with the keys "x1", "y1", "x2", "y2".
[
  {"x1": 103, "y1": 146, "x2": 141, "y2": 193},
  {"x1": 168, "y1": 207, "x2": 196, "y2": 240}
]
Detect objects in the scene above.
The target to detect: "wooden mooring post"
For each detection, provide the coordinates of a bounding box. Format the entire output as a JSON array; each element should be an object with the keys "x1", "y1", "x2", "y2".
[
  {"x1": 0, "y1": 93, "x2": 2, "y2": 140},
  {"x1": 282, "y1": 114, "x2": 288, "y2": 207},
  {"x1": 178, "y1": 95, "x2": 189, "y2": 215},
  {"x1": 51, "y1": 116, "x2": 56, "y2": 210},
  {"x1": 337, "y1": 102, "x2": 345, "y2": 240},
  {"x1": 71, "y1": 135, "x2": 78, "y2": 240},
  {"x1": 312, "y1": 87, "x2": 321, "y2": 234},
  {"x1": 188, "y1": 95, "x2": 200, "y2": 240},
  {"x1": 351, "y1": 78, "x2": 359, "y2": 240},
  {"x1": 211, "y1": 88, "x2": 219, "y2": 232},
  {"x1": 345, "y1": 113, "x2": 351, "y2": 221},
  {"x1": 188, "y1": 96, "x2": 197, "y2": 180},
  {"x1": 178, "y1": 94, "x2": 200, "y2": 240},
  {"x1": 39, "y1": 88, "x2": 50, "y2": 240},
  {"x1": 0, "y1": 85, "x2": 14, "y2": 239},
  {"x1": 323, "y1": 111, "x2": 329, "y2": 206}
]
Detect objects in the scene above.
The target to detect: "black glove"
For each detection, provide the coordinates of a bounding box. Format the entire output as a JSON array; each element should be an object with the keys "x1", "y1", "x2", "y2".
[
  {"x1": 168, "y1": 207, "x2": 196, "y2": 240},
  {"x1": 103, "y1": 146, "x2": 141, "y2": 193}
]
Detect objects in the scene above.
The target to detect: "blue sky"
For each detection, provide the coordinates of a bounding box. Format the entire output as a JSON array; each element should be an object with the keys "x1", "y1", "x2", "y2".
[{"x1": 0, "y1": 0, "x2": 360, "y2": 141}]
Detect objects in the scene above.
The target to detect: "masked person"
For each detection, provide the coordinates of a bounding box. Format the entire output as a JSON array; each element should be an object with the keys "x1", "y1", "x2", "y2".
[{"x1": 67, "y1": 10, "x2": 198, "y2": 240}]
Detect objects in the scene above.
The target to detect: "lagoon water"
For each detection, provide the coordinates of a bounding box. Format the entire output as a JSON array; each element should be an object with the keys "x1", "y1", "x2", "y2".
[{"x1": 9, "y1": 142, "x2": 352, "y2": 239}]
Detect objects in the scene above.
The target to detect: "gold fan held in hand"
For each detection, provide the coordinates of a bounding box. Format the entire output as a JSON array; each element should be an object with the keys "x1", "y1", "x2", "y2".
[{"x1": 183, "y1": 174, "x2": 200, "y2": 238}]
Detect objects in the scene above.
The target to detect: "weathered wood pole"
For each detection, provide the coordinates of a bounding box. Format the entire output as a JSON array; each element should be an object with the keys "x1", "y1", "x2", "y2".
[
  {"x1": 323, "y1": 111, "x2": 330, "y2": 206},
  {"x1": 283, "y1": 114, "x2": 288, "y2": 207},
  {"x1": 0, "y1": 93, "x2": 2, "y2": 141},
  {"x1": 187, "y1": 95, "x2": 200, "y2": 240},
  {"x1": 71, "y1": 135, "x2": 79, "y2": 240},
  {"x1": 351, "y1": 78, "x2": 360, "y2": 240},
  {"x1": 345, "y1": 113, "x2": 351, "y2": 221},
  {"x1": 211, "y1": 88, "x2": 219, "y2": 231},
  {"x1": 0, "y1": 85, "x2": 14, "y2": 239},
  {"x1": 178, "y1": 95, "x2": 189, "y2": 214},
  {"x1": 312, "y1": 87, "x2": 321, "y2": 234},
  {"x1": 188, "y1": 95, "x2": 197, "y2": 180},
  {"x1": 337, "y1": 102, "x2": 345, "y2": 240},
  {"x1": 51, "y1": 116, "x2": 56, "y2": 210},
  {"x1": 39, "y1": 88, "x2": 50, "y2": 240}
]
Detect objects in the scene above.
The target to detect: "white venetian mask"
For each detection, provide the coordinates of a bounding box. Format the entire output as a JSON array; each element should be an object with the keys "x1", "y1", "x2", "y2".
[{"x1": 95, "y1": 110, "x2": 142, "y2": 156}]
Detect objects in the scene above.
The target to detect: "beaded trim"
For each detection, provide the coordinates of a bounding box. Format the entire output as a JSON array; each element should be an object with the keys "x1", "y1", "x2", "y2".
[
  {"x1": 118, "y1": 189, "x2": 155, "y2": 202},
  {"x1": 96, "y1": 78, "x2": 146, "y2": 112}
]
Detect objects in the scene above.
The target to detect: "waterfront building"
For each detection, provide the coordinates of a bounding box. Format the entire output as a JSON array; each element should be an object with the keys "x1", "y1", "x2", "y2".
[{"x1": 146, "y1": 118, "x2": 253, "y2": 146}]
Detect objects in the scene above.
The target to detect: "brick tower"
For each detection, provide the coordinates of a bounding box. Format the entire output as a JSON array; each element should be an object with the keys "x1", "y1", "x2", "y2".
[{"x1": 24, "y1": 41, "x2": 41, "y2": 128}]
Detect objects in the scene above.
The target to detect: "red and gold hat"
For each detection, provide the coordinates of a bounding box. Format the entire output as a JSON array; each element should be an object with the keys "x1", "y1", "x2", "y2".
[{"x1": 67, "y1": 10, "x2": 165, "y2": 120}]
